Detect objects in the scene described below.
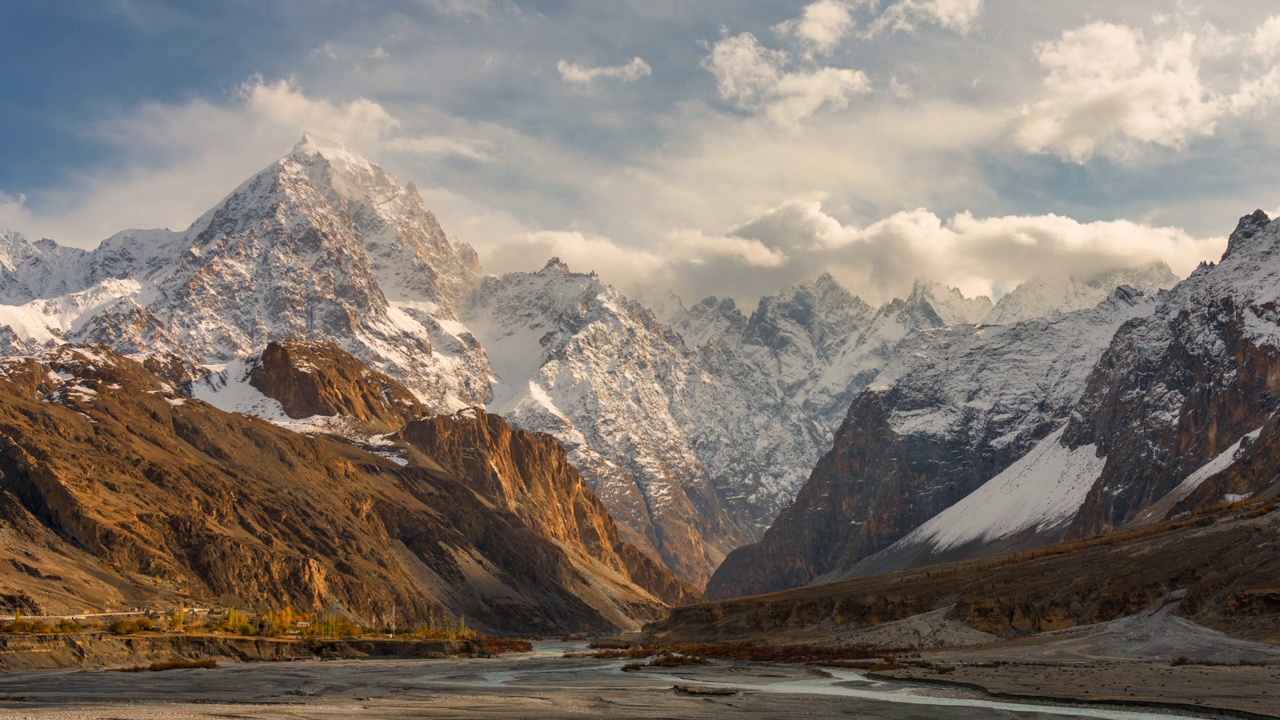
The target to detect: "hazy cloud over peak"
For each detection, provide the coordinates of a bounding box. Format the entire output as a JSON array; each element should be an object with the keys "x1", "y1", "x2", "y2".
[{"x1": 486, "y1": 197, "x2": 1223, "y2": 307}]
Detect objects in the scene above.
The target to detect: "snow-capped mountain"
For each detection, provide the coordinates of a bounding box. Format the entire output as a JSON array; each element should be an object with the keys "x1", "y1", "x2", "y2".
[
  {"x1": 854, "y1": 213, "x2": 1280, "y2": 575},
  {"x1": 985, "y1": 262, "x2": 1179, "y2": 325},
  {"x1": 1061, "y1": 210, "x2": 1280, "y2": 533},
  {"x1": 0, "y1": 136, "x2": 491, "y2": 410},
  {"x1": 710, "y1": 210, "x2": 1280, "y2": 597},
  {"x1": 462, "y1": 260, "x2": 750, "y2": 584},
  {"x1": 707, "y1": 284, "x2": 1159, "y2": 598},
  {"x1": 0, "y1": 137, "x2": 1185, "y2": 588}
]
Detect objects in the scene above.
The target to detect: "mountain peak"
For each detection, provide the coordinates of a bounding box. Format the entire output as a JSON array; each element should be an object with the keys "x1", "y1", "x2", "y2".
[
  {"x1": 986, "y1": 263, "x2": 1179, "y2": 326},
  {"x1": 292, "y1": 131, "x2": 351, "y2": 157},
  {"x1": 906, "y1": 279, "x2": 992, "y2": 326},
  {"x1": 542, "y1": 257, "x2": 572, "y2": 274},
  {"x1": 1223, "y1": 209, "x2": 1273, "y2": 260}
]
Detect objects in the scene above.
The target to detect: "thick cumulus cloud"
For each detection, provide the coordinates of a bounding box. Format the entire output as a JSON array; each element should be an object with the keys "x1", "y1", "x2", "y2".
[
  {"x1": 703, "y1": 31, "x2": 870, "y2": 127},
  {"x1": 481, "y1": 198, "x2": 1224, "y2": 307},
  {"x1": 708, "y1": 199, "x2": 1223, "y2": 303},
  {"x1": 704, "y1": 0, "x2": 986, "y2": 128},
  {"x1": 774, "y1": 0, "x2": 859, "y2": 58},
  {"x1": 1012, "y1": 18, "x2": 1280, "y2": 162}
]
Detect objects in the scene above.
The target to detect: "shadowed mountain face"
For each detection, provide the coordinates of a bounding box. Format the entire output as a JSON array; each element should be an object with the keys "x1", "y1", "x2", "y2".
[{"x1": 0, "y1": 344, "x2": 696, "y2": 633}]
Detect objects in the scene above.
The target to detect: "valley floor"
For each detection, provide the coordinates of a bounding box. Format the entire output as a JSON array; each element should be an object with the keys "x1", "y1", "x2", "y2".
[{"x1": 0, "y1": 642, "x2": 1271, "y2": 719}]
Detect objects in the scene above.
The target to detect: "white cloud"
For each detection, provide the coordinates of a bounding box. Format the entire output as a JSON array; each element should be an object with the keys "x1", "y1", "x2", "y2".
[
  {"x1": 479, "y1": 197, "x2": 1222, "y2": 309},
  {"x1": 1253, "y1": 16, "x2": 1280, "y2": 59},
  {"x1": 1012, "y1": 19, "x2": 1280, "y2": 162},
  {"x1": 483, "y1": 230, "x2": 663, "y2": 280},
  {"x1": 419, "y1": 0, "x2": 506, "y2": 21},
  {"x1": 719, "y1": 199, "x2": 1222, "y2": 303},
  {"x1": 774, "y1": 0, "x2": 859, "y2": 58},
  {"x1": 660, "y1": 229, "x2": 788, "y2": 267},
  {"x1": 865, "y1": 0, "x2": 983, "y2": 37},
  {"x1": 384, "y1": 135, "x2": 493, "y2": 162},
  {"x1": 703, "y1": 32, "x2": 870, "y2": 126},
  {"x1": 0, "y1": 77, "x2": 501, "y2": 246},
  {"x1": 238, "y1": 77, "x2": 401, "y2": 148},
  {"x1": 557, "y1": 57, "x2": 653, "y2": 85}
]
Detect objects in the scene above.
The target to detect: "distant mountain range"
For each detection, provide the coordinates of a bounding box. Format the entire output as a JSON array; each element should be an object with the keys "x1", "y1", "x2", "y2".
[{"x1": 11, "y1": 135, "x2": 1264, "y2": 618}]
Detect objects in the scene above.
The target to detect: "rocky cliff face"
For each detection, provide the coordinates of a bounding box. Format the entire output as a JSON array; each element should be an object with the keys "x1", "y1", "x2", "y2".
[
  {"x1": 463, "y1": 261, "x2": 751, "y2": 586},
  {"x1": 396, "y1": 410, "x2": 700, "y2": 608},
  {"x1": 1062, "y1": 210, "x2": 1280, "y2": 536},
  {"x1": 248, "y1": 338, "x2": 425, "y2": 431},
  {"x1": 706, "y1": 287, "x2": 1157, "y2": 598},
  {"x1": 0, "y1": 345, "x2": 688, "y2": 632}
]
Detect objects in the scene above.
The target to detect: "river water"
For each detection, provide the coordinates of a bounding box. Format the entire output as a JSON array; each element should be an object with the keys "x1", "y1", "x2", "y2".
[{"x1": 0, "y1": 641, "x2": 1213, "y2": 719}]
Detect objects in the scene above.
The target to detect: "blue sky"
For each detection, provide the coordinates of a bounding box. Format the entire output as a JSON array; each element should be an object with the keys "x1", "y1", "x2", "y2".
[{"x1": 3, "y1": 0, "x2": 1280, "y2": 303}]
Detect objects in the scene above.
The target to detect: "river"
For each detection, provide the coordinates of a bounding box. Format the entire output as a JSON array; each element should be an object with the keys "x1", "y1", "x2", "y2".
[{"x1": 0, "y1": 641, "x2": 1217, "y2": 719}]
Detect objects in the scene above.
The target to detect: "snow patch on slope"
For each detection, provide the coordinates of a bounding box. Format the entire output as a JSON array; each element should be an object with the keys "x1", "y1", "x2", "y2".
[
  {"x1": 0, "y1": 278, "x2": 142, "y2": 345},
  {"x1": 901, "y1": 427, "x2": 1105, "y2": 552},
  {"x1": 190, "y1": 358, "x2": 291, "y2": 422}
]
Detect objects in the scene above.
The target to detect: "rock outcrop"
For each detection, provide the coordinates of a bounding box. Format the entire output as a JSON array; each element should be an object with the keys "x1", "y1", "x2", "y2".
[
  {"x1": 249, "y1": 339, "x2": 425, "y2": 430},
  {"x1": 397, "y1": 410, "x2": 700, "y2": 608}
]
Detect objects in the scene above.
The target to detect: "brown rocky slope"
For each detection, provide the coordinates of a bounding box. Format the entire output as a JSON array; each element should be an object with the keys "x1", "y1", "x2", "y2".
[
  {"x1": 646, "y1": 501, "x2": 1280, "y2": 646},
  {"x1": 0, "y1": 345, "x2": 695, "y2": 633}
]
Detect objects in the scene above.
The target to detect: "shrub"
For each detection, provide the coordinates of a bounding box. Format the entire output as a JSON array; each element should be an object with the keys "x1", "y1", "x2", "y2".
[
  {"x1": 480, "y1": 637, "x2": 533, "y2": 655},
  {"x1": 2, "y1": 620, "x2": 53, "y2": 635},
  {"x1": 108, "y1": 618, "x2": 156, "y2": 635}
]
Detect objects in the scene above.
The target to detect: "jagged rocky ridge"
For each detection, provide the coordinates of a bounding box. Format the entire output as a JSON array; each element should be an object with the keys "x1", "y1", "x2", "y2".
[
  {"x1": 0, "y1": 344, "x2": 696, "y2": 631},
  {"x1": 709, "y1": 211, "x2": 1280, "y2": 598}
]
